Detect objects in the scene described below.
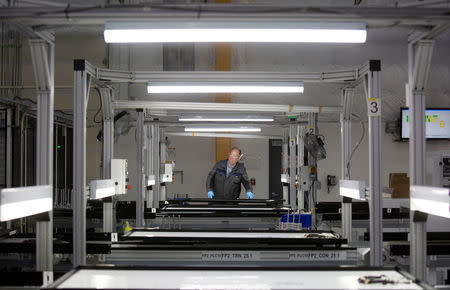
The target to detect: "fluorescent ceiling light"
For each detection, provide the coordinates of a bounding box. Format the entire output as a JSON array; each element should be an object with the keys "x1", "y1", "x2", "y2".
[
  {"x1": 147, "y1": 81, "x2": 303, "y2": 94},
  {"x1": 179, "y1": 115, "x2": 274, "y2": 122},
  {"x1": 104, "y1": 22, "x2": 366, "y2": 43},
  {"x1": 411, "y1": 185, "x2": 450, "y2": 219},
  {"x1": 339, "y1": 179, "x2": 366, "y2": 200},
  {"x1": 89, "y1": 179, "x2": 116, "y2": 200},
  {"x1": 185, "y1": 126, "x2": 261, "y2": 132},
  {"x1": 0, "y1": 185, "x2": 52, "y2": 221}
]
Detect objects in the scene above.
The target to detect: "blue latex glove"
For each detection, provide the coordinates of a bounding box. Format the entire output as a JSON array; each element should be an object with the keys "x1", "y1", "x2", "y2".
[
  {"x1": 207, "y1": 191, "x2": 214, "y2": 199},
  {"x1": 246, "y1": 192, "x2": 254, "y2": 199}
]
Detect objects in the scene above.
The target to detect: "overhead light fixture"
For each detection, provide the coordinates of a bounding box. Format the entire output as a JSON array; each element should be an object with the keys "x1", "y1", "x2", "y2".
[
  {"x1": 185, "y1": 126, "x2": 261, "y2": 132},
  {"x1": 89, "y1": 179, "x2": 116, "y2": 200},
  {"x1": 104, "y1": 22, "x2": 367, "y2": 43},
  {"x1": 411, "y1": 185, "x2": 450, "y2": 219},
  {"x1": 179, "y1": 115, "x2": 274, "y2": 122},
  {"x1": 147, "y1": 81, "x2": 304, "y2": 94},
  {"x1": 0, "y1": 185, "x2": 52, "y2": 221},
  {"x1": 339, "y1": 179, "x2": 366, "y2": 200}
]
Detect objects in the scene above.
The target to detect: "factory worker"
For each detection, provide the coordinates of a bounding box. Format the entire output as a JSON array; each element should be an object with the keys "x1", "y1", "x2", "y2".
[{"x1": 206, "y1": 147, "x2": 254, "y2": 200}]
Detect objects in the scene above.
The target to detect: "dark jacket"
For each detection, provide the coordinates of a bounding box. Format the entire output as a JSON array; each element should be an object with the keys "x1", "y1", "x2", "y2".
[{"x1": 206, "y1": 160, "x2": 253, "y2": 200}]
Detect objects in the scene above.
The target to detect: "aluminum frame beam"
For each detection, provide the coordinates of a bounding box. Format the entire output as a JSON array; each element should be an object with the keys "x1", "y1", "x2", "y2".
[
  {"x1": 307, "y1": 112, "x2": 318, "y2": 213},
  {"x1": 297, "y1": 125, "x2": 305, "y2": 211},
  {"x1": 136, "y1": 109, "x2": 145, "y2": 227},
  {"x1": 341, "y1": 88, "x2": 353, "y2": 242},
  {"x1": 6, "y1": 108, "x2": 12, "y2": 188},
  {"x1": 99, "y1": 88, "x2": 114, "y2": 232},
  {"x1": 114, "y1": 101, "x2": 342, "y2": 114},
  {"x1": 282, "y1": 139, "x2": 289, "y2": 207},
  {"x1": 408, "y1": 39, "x2": 434, "y2": 282},
  {"x1": 145, "y1": 124, "x2": 153, "y2": 209},
  {"x1": 2, "y1": 5, "x2": 450, "y2": 27},
  {"x1": 151, "y1": 124, "x2": 160, "y2": 209},
  {"x1": 288, "y1": 124, "x2": 297, "y2": 211},
  {"x1": 29, "y1": 38, "x2": 54, "y2": 272},
  {"x1": 96, "y1": 69, "x2": 363, "y2": 84},
  {"x1": 73, "y1": 60, "x2": 91, "y2": 267},
  {"x1": 365, "y1": 60, "x2": 383, "y2": 267}
]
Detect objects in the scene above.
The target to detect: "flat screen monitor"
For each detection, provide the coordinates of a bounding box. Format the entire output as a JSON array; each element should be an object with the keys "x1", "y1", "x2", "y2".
[{"x1": 401, "y1": 108, "x2": 450, "y2": 140}]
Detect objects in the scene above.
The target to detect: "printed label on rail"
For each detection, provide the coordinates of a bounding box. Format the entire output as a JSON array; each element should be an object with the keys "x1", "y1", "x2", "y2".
[
  {"x1": 201, "y1": 251, "x2": 261, "y2": 261},
  {"x1": 289, "y1": 251, "x2": 347, "y2": 261}
]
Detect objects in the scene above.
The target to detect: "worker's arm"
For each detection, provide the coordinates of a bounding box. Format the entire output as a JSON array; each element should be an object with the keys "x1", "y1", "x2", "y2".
[
  {"x1": 241, "y1": 166, "x2": 253, "y2": 193},
  {"x1": 205, "y1": 162, "x2": 218, "y2": 194}
]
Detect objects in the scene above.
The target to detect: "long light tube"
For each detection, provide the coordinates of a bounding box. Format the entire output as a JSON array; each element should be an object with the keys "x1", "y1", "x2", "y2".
[
  {"x1": 179, "y1": 115, "x2": 274, "y2": 122},
  {"x1": 0, "y1": 185, "x2": 52, "y2": 221},
  {"x1": 339, "y1": 179, "x2": 366, "y2": 200},
  {"x1": 185, "y1": 126, "x2": 261, "y2": 132},
  {"x1": 105, "y1": 22, "x2": 367, "y2": 43},
  {"x1": 147, "y1": 81, "x2": 304, "y2": 94},
  {"x1": 411, "y1": 185, "x2": 450, "y2": 219}
]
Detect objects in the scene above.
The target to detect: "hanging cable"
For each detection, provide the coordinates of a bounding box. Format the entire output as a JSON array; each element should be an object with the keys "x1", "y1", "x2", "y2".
[
  {"x1": 346, "y1": 113, "x2": 365, "y2": 178},
  {"x1": 93, "y1": 87, "x2": 102, "y2": 123}
]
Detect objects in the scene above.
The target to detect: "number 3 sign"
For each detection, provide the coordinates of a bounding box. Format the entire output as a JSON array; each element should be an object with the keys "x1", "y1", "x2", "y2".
[{"x1": 367, "y1": 98, "x2": 381, "y2": 116}]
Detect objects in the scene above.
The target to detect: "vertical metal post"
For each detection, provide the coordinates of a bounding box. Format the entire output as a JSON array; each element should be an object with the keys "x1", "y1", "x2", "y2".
[
  {"x1": 160, "y1": 134, "x2": 167, "y2": 202},
  {"x1": 136, "y1": 109, "x2": 145, "y2": 227},
  {"x1": 99, "y1": 88, "x2": 114, "y2": 232},
  {"x1": 29, "y1": 38, "x2": 54, "y2": 272},
  {"x1": 103, "y1": 118, "x2": 114, "y2": 232},
  {"x1": 307, "y1": 113, "x2": 318, "y2": 212},
  {"x1": 145, "y1": 124, "x2": 153, "y2": 208},
  {"x1": 73, "y1": 60, "x2": 91, "y2": 267},
  {"x1": 6, "y1": 108, "x2": 12, "y2": 188},
  {"x1": 366, "y1": 60, "x2": 383, "y2": 266},
  {"x1": 281, "y1": 140, "x2": 289, "y2": 206},
  {"x1": 296, "y1": 125, "x2": 305, "y2": 211},
  {"x1": 341, "y1": 89, "x2": 353, "y2": 242},
  {"x1": 151, "y1": 124, "x2": 160, "y2": 209},
  {"x1": 5, "y1": 109, "x2": 12, "y2": 229},
  {"x1": 288, "y1": 124, "x2": 297, "y2": 211},
  {"x1": 409, "y1": 39, "x2": 434, "y2": 281}
]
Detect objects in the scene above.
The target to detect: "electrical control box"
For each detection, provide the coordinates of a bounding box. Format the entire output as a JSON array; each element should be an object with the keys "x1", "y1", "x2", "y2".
[
  {"x1": 160, "y1": 162, "x2": 175, "y2": 183},
  {"x1": 111, "y1": 159, "x2": 128, "y2": 195}
]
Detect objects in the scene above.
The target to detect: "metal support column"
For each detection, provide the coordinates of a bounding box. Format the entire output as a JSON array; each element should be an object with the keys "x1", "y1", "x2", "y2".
[
  {"x1": 136, "y1": 109, "x2": 145, "y2": 227},
  {"x1": 297, "y1": 125, "x2": 305, "y2": 211},
  {"x1": 5, "y1": 109, "x2": 12, "y2": 229},
  {"x1": 99, "y1": 88, "x2": 114, "y2": 232},
  {"x1": 366, "y1": 60, "x2": 383, "y2": 267},
  {"x1": 160, "y1": 135, "x2": 167, "y2": 202},
  {"x1": 29, "y1": 38, "x2": 54, "y2": 272},
  {"x1": 408, "y1": 39, "x2": 434, "y2": 281},
  {"x1": 307, "y1": 113, "x2": 318, "y2": 212},
  {"x1": 73, "y1": 60, "x2": 91, "y2": 267},
  {"x1": 145, "y1": 124, "x2": 153, "y2": 208},
  {"x1": 288, "y1": 124, "x2": 297, "y2": 211},
  {"x1": 151, "y1": 124, "x2": 160, "y2": 209},
  {"x1": 6, "y1": 108, "x2": 12, "y2": 188},
  {"x1": 281, "y1": 139, "x2": 289, "y2": 206},
  {"x1": 341, "y1": 88, "x2": 353, "y2": 242}
]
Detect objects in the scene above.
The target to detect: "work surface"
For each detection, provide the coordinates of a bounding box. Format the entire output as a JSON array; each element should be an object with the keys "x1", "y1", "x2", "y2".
[
  {"x1": 50, "y1": 267, "x2": 424, "y2": 289},
  {"x1": 126, "y1": 231, "x2": 338, "y2": 239}
]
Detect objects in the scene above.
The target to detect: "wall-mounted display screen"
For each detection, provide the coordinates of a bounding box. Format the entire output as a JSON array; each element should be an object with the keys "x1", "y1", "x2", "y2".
[{"x1": 401, "y1": 108, "x2": 450, "y2": 139}]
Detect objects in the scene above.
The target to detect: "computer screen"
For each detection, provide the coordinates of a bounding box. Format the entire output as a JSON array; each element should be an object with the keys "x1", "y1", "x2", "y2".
[{"x1": 401, "y1": 108, "x2": 450, "y2": 139}]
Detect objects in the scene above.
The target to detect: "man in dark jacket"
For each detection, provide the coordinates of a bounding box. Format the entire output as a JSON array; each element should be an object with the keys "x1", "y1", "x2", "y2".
[{"x1": 206, "y1": 147, "x2": 254, "y2": 200}]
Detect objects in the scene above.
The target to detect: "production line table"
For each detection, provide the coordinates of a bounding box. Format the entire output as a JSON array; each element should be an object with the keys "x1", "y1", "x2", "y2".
[{"x1": 47, "y1": 265, "x2": 429, "y2": 289}]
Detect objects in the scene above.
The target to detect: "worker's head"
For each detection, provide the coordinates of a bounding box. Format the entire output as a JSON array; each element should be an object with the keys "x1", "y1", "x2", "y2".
[{"x1": 228, "y1": 147, "x2": 242, "y2": 166}]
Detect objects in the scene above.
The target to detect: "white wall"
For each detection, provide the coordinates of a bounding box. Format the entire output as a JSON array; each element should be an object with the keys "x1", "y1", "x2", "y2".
[{"x1": 316, "y1": 122, "x2": 450, "y2": 202}]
